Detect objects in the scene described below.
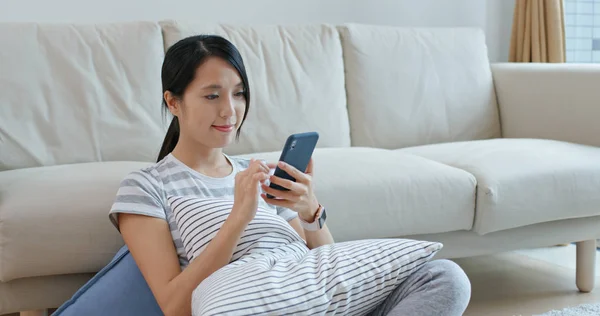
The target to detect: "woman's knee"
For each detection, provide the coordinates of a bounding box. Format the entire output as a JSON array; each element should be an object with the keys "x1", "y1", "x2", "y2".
[{"x1": 428, "y1": 259, "x2": 472, "y2": 309}]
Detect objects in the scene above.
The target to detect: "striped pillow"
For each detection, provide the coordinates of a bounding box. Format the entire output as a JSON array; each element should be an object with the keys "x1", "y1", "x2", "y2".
[{"x1": 168, "y1": 196, "x2": 442, "y2": 316}]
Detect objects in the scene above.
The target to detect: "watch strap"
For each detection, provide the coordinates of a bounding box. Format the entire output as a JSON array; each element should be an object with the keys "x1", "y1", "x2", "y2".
[{"x1": 299, "y1": 204, "x2": 326, "y2": 231}]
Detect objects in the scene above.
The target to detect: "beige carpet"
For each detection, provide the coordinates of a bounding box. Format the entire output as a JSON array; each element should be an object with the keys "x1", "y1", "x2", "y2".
[{"x1": 535, "y1": 303, "x2": 600, "y2": 316}]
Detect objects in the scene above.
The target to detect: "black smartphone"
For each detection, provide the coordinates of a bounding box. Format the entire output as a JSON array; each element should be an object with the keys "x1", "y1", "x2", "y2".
[{"x1": 266, "y1": 132, "x2": 319, "y2": 199}]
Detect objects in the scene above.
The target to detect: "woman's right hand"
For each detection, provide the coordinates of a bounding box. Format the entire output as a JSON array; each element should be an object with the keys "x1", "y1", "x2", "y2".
[{"x1": 230, "y1": 159, "x2": 271, "y2": 224}]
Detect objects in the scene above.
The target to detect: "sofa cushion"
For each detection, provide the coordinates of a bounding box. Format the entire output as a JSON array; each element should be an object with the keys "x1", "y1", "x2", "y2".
[
  {"x1": 338, "y1": 24, "x2": 501, "y2": 149},
  {"x1": 0, "y1": 148, "x2": 473, "y2": 282},
  {"x1": 159, "y1": 20, "x2": 351, "y2": 155},
  {"x1": 0, "y1": 162, "x2": 150, "y2": 282},
  {"x1": 0, "y1": 274, "x2": 95, "y2": 315},
  {"x1": 53, "y1": 245, "x2": 162, "y2": 316},
  {"x1": 400, "y1": 138, "x2": 600, "y2": 235},
  {"x1": 0, "y1": 22, "x2": 166, "y2": 171},
  {"x1": 237, "y1": 147, "x2": 477, "y2": 241}
]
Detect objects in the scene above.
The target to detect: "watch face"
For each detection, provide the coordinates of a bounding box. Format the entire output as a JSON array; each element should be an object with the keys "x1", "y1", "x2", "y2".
[{"x1": 318, "y1": 208, "x2": 327, "y2": 227}]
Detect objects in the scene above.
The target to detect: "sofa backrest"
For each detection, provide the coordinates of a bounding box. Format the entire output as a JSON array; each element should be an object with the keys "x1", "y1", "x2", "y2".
[
  {"x1": 0, "y1": 21, "x2": 167, "y2": 171},
  {"x1": 159, "y1": 20, "x2": 351, "y2": 157},
  {"x1": 0, "y1": 21, "x2": 500, "y2": 171},
  {"x1": 339, "y1": 24, "x2": 501, "y2": 149}
]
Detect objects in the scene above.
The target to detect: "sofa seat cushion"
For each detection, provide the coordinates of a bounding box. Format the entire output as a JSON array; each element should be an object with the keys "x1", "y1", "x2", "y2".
[
  {"x1": 399, "y1": 138, "x2": 600, "y2": 235},
  {"x1": 0, "y1": 162, "x2": 150, "y2": 282},
  {"x1": 236, "y1": 147, "x2": 476, "y2": 242},
  {"x1": 0, "y1": 273, "x2": 95, "y2": 315}
]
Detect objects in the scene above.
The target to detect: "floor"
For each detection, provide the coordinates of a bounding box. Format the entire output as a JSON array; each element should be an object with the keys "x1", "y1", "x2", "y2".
[
  {"x1": 3, "y1": 245, "x2": 599, "y2": 316},
  {"x1": 456, "y1": 244, "x2": 600, "y2": 316}
]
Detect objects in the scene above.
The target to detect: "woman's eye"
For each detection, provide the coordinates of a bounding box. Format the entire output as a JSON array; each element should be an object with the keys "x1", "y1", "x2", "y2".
[
  {"x1": 205, "y1": 94, "x2": 218, "y2": 100},
  {"x1": 234, "y1": 91, "x2": 246, "y2": 98}
]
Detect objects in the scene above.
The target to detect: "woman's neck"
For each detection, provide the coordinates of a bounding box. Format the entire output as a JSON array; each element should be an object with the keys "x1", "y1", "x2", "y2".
[{"x1": 170, "y1": 138, "x2": 232, "y2": 178}]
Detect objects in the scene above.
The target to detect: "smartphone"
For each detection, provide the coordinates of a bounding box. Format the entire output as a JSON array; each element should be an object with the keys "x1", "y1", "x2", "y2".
[{"x1": 266, "y1": 132, "x2": 319, "y2": 199}]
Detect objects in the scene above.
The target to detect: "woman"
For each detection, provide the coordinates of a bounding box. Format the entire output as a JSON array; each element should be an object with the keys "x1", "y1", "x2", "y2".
[{"x1": 109, "y1": 34, "x2": 471, "y2": 316}]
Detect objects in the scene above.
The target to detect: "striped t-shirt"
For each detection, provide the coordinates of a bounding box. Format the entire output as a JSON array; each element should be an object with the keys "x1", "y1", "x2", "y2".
[{"x1": 108, "y1": 153, "x2": 298, "y2": 269}]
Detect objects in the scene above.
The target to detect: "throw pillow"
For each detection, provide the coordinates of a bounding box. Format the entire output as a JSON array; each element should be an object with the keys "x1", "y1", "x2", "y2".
[
  {"x1": 53, "y1": 245, "x2": 163, "y2": 316},
  {"x1": 168, "y1": 195, "x2": 443, "y2": 316}
]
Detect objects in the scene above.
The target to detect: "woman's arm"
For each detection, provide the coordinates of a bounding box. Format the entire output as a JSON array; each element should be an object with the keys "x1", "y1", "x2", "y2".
[
  {"x1": 288, "y1": 217, "x2": 334, "y2": 249},
  {"x1": 262, "y1": 159, "x2": 335, "y2": 249},
  {"x1": 119, "y1": 209, "x2": 248, "y2": 316},
  {"x1": 118, "y1": 159, "x2": 269, "y2": 316}
]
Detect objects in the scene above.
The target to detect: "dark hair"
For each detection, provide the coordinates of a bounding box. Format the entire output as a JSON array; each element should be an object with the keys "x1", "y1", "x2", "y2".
[{"x1": 156, "y1": 35, "x2": 251, "y2": 162}]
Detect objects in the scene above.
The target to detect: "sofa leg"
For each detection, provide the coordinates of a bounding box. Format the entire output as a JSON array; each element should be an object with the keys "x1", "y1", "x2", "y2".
[{"x1": 576, "y1": 239, "x2": 597, "y2": 293}]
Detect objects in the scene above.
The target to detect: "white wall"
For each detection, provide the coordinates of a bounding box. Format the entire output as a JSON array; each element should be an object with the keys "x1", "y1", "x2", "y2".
[
  {"x1": 1, "y1": 0, "x2": 515, "y2": 61},
  {"x1": 486, "y1": 0, "x2": 515, "y2": 62}
]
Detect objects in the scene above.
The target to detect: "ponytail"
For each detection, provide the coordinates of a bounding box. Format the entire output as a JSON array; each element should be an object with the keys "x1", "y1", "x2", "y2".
[{"x1": 157, "y1": 117, "x2": 180, "y2": 162}]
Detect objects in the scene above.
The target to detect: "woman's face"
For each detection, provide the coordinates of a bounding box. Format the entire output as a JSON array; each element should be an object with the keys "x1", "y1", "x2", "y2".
[{"x1": 167, "y1": 56, "x2": 247, "y2": 149}]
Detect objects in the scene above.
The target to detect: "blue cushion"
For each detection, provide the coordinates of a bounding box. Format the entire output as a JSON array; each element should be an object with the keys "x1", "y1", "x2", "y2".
[{"x1": 54, "y1": 245, "x2": 163, "y2": 315}]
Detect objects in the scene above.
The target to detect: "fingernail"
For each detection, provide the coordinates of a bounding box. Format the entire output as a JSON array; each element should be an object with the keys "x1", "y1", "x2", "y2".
[{"x1": 278, "y1": 161, "x2": 286, "y2": 167}]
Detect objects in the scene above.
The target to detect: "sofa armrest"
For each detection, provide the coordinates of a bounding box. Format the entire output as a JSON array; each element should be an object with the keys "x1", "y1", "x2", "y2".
[{"x1": 491, "y1": 63, "x2": 600, "y2": 147}]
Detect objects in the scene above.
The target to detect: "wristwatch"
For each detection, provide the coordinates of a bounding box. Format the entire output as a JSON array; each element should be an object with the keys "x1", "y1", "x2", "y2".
[{"x1": 299, "y1": 204, "x2": 327, "y2": 231}]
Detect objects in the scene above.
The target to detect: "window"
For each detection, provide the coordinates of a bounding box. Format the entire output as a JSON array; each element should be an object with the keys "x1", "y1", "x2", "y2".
[{"x1": 564, "y1": 0, "x2": 600, "y2": 62}]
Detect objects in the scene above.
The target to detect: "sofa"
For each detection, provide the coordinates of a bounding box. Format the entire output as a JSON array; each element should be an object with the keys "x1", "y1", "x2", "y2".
[{"x1": 1, "y1": 20, "x2": 600, "y2": 315}]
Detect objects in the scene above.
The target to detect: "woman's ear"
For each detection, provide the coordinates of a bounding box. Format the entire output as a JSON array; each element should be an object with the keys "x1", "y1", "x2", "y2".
[{"x1": 164, "y1": 91, "x2": 181, "y2": 117}]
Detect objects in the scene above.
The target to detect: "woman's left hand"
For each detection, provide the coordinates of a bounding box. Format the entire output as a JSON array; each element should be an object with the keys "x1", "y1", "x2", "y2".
[{"x1": 260, "y1": 158, "x2": 320, "y2": 221}]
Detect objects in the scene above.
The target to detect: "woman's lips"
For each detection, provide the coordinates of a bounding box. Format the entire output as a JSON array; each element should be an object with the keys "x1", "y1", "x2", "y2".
[{"x1": 212, "y1": 125, "x2": 234, "y2": 132}]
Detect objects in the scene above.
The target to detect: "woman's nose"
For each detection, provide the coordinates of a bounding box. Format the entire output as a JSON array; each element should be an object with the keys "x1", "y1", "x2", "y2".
[{"x1": 220, "y1": 96, "x2": 236, "y2": 117}]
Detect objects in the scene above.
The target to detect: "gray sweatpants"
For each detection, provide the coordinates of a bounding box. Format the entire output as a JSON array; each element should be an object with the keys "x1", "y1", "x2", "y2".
[{"x1": 368, "y1": 259, "x2": 472, "y2": 316}]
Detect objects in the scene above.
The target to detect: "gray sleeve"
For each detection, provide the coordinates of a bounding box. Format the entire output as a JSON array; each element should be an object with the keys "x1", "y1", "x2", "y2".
[
  {"x1": 276, "y1": 206, "x2": 299, "y2": 222},
  {"x1": 109, "y1": 170, "x2": 166, "y2": 231},
  {"x1": 235, "y1": 157, "x2": 251, "y2": 169}
]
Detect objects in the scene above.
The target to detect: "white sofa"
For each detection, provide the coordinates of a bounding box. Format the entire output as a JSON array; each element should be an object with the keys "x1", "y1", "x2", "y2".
[{"x1": 1, "y1": 20, "x2": 600, "y2": 315}]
